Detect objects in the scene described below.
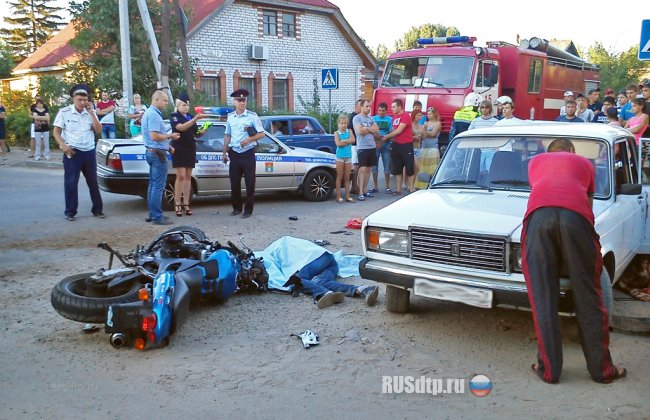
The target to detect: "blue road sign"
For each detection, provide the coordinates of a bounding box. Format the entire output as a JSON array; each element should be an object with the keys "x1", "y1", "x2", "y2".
[
  {"x1": 640, "y1": 20, "x2": 650, "y2": 61},
  {"x1": 321, "y1": 68, "x2": 338, "y2": 89}
]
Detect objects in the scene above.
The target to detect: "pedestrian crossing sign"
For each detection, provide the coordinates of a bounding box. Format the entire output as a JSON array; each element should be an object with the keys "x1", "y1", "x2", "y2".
[
  {"x1": 640, "y1": 20, "x2": 650, "y2": 60},
  {"x1": 321, "y1": 68, "x2": 338, "y2": 89}
]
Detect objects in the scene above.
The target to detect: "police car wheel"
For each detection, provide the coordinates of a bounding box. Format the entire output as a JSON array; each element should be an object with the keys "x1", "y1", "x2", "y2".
[
  {"x1": 303, "y1": 169, "x2": 334, "y2": 202},
  {"x1": 162, "y1": 177, "x2": 176, "y2": 211}
]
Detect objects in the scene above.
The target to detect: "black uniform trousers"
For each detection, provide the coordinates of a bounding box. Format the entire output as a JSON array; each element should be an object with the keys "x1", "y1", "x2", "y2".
[
  {"x1": 522, "y1": 207, "x2": 616, "y2": 383},
  {"x1": 228, "y1": 148, "x2": 256, "y2": 215}
]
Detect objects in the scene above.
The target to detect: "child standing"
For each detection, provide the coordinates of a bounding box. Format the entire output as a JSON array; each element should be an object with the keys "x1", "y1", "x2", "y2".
[{"x1": 334, "y1": 114, "x2": 356, "y2": 202}]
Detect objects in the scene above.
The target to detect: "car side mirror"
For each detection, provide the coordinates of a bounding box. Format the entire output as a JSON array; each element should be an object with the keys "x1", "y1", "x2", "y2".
[{"x1": 619, "y1": 183, "x2": 641, "y2": 195}]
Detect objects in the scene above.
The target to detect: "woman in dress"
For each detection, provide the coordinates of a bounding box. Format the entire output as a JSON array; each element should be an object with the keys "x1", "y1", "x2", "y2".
[
  {"x1": 126, "y1": 93, "x2": 147, "y2": 137},
  {"x1": 170, "y1": 96, "x2": 208, "y2": 216},
  {"x1": 32, "y1": 99, "x2": 50, "y2": 161},
  {"x1": 414, "y1": 107, "x2": 442, "y2": 189}
]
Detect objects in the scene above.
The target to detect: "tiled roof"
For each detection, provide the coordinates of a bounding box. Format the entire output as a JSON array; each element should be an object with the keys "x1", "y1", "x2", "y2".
[{"x1": 13, "y1": 22, "x2": 78, "y2": 73}]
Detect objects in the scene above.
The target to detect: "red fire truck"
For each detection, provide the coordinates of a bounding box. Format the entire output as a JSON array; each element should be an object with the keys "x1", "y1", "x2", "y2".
[{"x1": 371, "y1": 36, "x2": 600, "y2": 146}]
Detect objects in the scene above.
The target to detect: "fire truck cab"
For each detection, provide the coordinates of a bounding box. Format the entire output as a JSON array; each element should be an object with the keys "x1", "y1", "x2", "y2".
[{"x1": 372, "y1": 36, "x2": 600, "y2": 148}]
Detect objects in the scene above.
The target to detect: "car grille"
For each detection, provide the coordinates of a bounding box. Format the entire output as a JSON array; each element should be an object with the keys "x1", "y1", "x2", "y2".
[{"x1": 410, "y1": 228, "x2": 507, "y2": 272}]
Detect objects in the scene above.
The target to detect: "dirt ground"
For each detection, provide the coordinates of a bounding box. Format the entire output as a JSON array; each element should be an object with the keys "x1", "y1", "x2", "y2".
[{"x1": 1, "y1": 157, "x2": 649, "y2": 419}]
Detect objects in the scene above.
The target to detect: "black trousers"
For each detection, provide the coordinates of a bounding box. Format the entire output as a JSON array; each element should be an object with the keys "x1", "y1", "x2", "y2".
[
  {"x1": 228, "y1": 148, "x2": 256, "y2": 214},
  {"x1": 522, "y1": 207, "x2": 616, "y2": 383}
]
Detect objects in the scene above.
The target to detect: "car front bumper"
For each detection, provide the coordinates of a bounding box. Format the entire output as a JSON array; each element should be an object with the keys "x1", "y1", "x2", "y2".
[{"x1": 359, "y1": 257, "x2": 574, "y2": 311}]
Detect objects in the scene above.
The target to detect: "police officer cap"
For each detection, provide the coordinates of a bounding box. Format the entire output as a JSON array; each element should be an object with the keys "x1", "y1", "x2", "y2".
[
  {"x1": 178, "y1": 92, "x2": 190, "y2": 103},
  {"x1": 230, "y1": 89, "x2": 249, "y2": 99},
  {"x1": 70, "y1": 84, "x2": 91, "y2": 97}
]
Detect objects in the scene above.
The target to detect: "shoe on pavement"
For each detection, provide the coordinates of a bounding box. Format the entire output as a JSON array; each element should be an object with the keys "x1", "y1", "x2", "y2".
[
  {"x1": 359, "y1": 285, "x2": 379, "y2": 306},
  {"x1": 316, "y1": 291, "x2": 345, "y2": 309},
  {"x1": 230, "y1": 210, "x2": 242, "y2": 216},
  {"x1": 368, "y1": 188, "x2": 378, "y2": 193},
  {"x1": 364, "y1": 192, "x2": 374, "y2": 198},
  {"x1": 145, "y1": 217, "x2": 152, "y2": 222},
  {"x1": 65, "y1": 214, "x2": 76, "y2": 221},
  {"x1": 357, "y1": 195, "x2": 365, "y2": 201},
  {"x1": 93, "y1": 212, "x2": 105, "y2": 218},
  {"x1": 241, "y1": 213, "x2": 252, "y2": 219},
  {"x1": 152, "y1": 216, "x2": 173, "y2": 225}
]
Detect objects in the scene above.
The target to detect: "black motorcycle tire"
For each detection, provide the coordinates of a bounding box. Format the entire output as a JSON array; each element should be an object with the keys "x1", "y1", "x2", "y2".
[
  {"x1": 51, "y1": 272, "x2": 142, "y2": 323},
  {"x1": 145, "y1": 225, "x2": 209, "y2": 253}
]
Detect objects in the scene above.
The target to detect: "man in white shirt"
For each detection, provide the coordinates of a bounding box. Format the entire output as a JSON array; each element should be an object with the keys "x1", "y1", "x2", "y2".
[{"x1": 494, "y1": 98, "x2": 523, "y2": 126}]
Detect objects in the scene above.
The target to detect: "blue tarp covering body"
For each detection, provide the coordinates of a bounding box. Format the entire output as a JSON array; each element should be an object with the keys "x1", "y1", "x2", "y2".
[{"x1": 255, "y1": 236, "x2": 363, "y2": 292}]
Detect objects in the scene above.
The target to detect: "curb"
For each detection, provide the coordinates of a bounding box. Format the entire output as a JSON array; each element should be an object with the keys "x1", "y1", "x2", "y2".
[{"x1": 24, "y1": 159, "x2": 64, "y2": 169}]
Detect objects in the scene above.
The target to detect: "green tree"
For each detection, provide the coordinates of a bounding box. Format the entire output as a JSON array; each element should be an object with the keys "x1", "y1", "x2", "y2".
[
  {"x1": 0, "y1": 42, "x2": 15, "y2": 78},
  {"x1": 374, "y1": 44, "x2": 391, "y2": 62},
  {"x1": 69, "y1": 0, "x2": 186, "y2": 100},
  {"x1": 586, "y1": 43, "x2": 650, "y2": 92},
  {"x1": 394, "y1": 23, "x2": 460, "y2": 51},
  {"x1": 1, "y1": 0, "x2": 65, "y2": 61}
]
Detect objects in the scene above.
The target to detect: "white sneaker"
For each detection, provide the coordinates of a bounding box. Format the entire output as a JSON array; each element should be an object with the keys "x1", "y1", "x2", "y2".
[
  {"x1": 45, "y1": 156, "x2": 51, "y2": 160},
  {"x1": 34, "y1": 156, "x2": 40, "y2": 161}
]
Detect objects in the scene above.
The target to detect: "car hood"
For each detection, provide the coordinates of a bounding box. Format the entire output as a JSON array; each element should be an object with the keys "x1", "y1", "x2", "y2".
[
  {"x1": 365, "y1": 189, "x2": 610, "y2": 241},
  {"x1": 289, "y1": 147, "x2": 335, "y2": 160}
]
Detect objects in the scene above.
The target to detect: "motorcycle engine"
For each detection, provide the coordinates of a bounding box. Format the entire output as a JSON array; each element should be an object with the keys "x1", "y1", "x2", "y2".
[{"x1": 160, "y1": 233, "x2": 184, "y2": 258}]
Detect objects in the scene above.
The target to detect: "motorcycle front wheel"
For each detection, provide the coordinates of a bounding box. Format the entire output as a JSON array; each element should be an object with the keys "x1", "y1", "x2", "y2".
[{"x1": 51, "y1": 272, "x2": 143, "y2": 323}]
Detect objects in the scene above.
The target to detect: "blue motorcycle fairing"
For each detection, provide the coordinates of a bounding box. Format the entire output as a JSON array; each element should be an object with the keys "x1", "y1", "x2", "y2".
[
  {"x1": 152, "y1": 271, "x2": 174, "y2": 344},
  {"x1": 205, "y1": 249, "x2": 240, "y2": 301}
]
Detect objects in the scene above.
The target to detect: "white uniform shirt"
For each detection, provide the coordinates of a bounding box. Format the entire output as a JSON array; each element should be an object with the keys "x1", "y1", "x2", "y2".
[
  {"x1": 225, "y1": 109, "x2": 263, "y2": 154},
  {"x1": 53, "y1": 105, "x2": 97, "y2": 151}
]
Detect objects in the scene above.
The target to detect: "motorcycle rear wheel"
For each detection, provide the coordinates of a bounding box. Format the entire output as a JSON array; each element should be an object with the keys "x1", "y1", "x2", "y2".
[{"x1": 51, "y1": 272, "x2": 143, "y2": 323}]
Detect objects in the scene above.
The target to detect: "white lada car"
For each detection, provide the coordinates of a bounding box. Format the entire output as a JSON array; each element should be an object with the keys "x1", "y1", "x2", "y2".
[
  {"x1": 96, "y1": 120, "x2": 337, "y2": 209},
  {"x1": 360, "y1": 123, "x2": 650, "y2": 314}
]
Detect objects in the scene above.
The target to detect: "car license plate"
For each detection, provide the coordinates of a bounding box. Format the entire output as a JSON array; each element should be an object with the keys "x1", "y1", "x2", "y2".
[{"x1": 413, "y1": 279, "x2": 493, "y2": 309}]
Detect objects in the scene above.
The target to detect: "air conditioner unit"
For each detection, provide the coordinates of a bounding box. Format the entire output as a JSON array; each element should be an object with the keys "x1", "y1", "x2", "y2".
[{"x1": 250, "y1": 44, "x2": 268, "y2": 60}]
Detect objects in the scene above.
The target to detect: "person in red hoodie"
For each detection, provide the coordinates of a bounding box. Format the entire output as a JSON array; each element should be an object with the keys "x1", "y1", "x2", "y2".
[{"x1": 522, "y1": 138, "x2": 626, "y2": 384}]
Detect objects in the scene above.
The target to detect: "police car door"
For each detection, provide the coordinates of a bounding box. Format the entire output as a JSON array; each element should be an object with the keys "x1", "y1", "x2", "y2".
[
  {"x1": 193, "y1": 123, "x2": 230, "y2": 194},
  {"x1": 255, "y1": 134, "x2": 294, "y2": 190}
]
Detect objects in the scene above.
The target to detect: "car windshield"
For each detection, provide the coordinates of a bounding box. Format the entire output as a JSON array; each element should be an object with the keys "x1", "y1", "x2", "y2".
[
  {"x1": 431, "y1": 136, "x2": 611, "y2": 198},
  {"x1": 381, "y1": 56, "x2": 474, "y2": 88}
]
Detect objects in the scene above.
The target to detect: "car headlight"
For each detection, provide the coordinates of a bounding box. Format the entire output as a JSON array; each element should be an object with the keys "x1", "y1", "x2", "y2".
[
  {"x1": 510, "y1": 243, "x2": 523, "y2": 273},
  {"x1": 367, "y1": 228, "x2": 408, "y2": 255}
]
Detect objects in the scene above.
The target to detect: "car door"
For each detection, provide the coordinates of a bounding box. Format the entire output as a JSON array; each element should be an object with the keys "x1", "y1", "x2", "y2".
[
  {"x1": 288, "y1": 118, "x2": 320, "y2": 149},
  {"x1": 254, "y1": 134, "x2": 295, "y2": 191},
  {"x1": 193, "y1": 123, "x2": 230, "y2": 194},
  {"x1": 613, "y1": 138, "x2": 644, "y2": 263},
  {"x1": 265, "y1": 118, "x2": 292, "y2": 147}
]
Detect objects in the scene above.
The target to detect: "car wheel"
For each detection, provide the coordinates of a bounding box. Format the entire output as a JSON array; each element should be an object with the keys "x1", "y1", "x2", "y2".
[
  {"x1": 303, "y1": 169, "x2": 334, "y2": 202},
  {"x1": 163, "y1": 176, "x2": 176, "y2": 211},
  {"x1": 386, "y1": 285, "x2": 410, "y2": 313}
]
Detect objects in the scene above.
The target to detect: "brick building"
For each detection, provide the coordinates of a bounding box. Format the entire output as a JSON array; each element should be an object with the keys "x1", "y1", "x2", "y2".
[{"x1": 183, "y1": 0, "x2": 375, "y2": 112}]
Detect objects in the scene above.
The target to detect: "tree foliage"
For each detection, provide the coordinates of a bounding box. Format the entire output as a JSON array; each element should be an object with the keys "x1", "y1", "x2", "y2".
[
  {"x1": 394, "y1": 23, "x2": 460, "y2": 51},
  {"x1": 68, "y1": 0, "x2": 186, "y2": 100},
  {"x1": 1, "y1": 0, "x2": 65, "y2": 61},
  {"x1": 374, "y1": 44, "x2": 390, "y2": 62},
  {"x1": 586, "y1": 42, "x2": 650, "y2": 92},
  {"x1": 0, "y1": 42, "x2": 15, "y2": 78}
]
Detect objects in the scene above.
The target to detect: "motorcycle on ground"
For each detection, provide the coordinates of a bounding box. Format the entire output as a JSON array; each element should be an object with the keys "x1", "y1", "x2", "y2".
[{"x1": 51, "y1": 226, "x2": 268, "y2": 350}]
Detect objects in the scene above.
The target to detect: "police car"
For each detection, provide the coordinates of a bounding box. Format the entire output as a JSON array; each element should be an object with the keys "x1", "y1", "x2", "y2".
[{"x1": 96, "y1": 120, "x2": 337, "y2": 209}]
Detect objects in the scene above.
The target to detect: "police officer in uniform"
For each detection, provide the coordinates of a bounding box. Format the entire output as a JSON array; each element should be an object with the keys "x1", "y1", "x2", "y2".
[
  {"x1": 222, "y1": 89, "x2": 264, "y2": 218},
  {"x1": 53, "y1": 84, "x2": 104, "y2": 221}
]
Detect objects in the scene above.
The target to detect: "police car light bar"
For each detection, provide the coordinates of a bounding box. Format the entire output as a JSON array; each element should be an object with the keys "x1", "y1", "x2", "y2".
[
  {"x1": 417, "y1": 36, "x2": 476, "y2": 46},
  {"x1": 194, "y1": 106, "x2": 234, "y2": 116}
]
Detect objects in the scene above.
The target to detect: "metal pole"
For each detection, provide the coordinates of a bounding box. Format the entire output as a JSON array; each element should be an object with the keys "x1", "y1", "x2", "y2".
[
  {"x1": 118, "y1": 0, "x2": 133, "y2": 136},
  {"x1": 328, "y1": 89, "x2": 332, "y2": 133},
  {"x1": 136, "y1": 0, "x2": 172, "y2": 103}
]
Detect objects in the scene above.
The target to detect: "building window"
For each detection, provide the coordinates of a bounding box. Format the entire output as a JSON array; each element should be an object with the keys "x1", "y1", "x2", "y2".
[
  {"x1": 201, "y1": 77, "x2": 220, "y2": 103},
  {"x1": 282, "y1": 13, "x2": 295, "y2": 37},
  {"x1": 272, "y1": 79, "x2": 288, "y2": 111},
  {"x1": 263, "y1": 10, "x2": 277, "y2": 36},
  {"x1": 239, "y1": 78, "x2": 256, "y2": 107},
  {"x1": 528, "y1": 59, "x2": 543, "y2": 94}
]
